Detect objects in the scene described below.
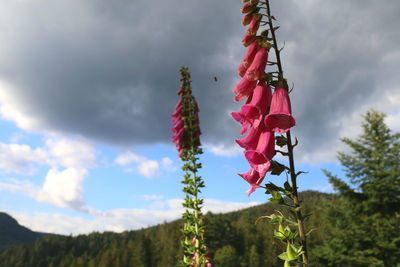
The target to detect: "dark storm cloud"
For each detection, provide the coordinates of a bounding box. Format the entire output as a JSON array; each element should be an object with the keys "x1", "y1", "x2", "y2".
[
  {"x1": 0, "y1": 0, "x2": 243, "y2": 144},
  {"x1": 0, "y1": 0, "x2": 399, "y2": 160}
]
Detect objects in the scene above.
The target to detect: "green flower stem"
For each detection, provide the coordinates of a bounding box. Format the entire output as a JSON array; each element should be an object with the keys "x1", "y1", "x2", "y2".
[
  {"x1": 191, "y1": 147, "x2": 201, "y2": 266},
  {"x1": 265, "y1": 0, "x2": 308, "y2": 265},
  {"x1": 178, "y1": 67, "x2": 208, "y2": 266}
]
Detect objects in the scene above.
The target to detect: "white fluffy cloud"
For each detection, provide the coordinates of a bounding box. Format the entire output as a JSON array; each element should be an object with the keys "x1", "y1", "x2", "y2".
[
  {"x1": 0, "y1": 142, "x2": 48, "y2": 174},
  {"x1": 0, "y1": 168, "x2": 89, "y2": 211},
  {"x1": 204, "y1": 143, "x2": 242, "y2": 157},
  {"x1": 0, "y1": 137, "x2": 96, "y2": 174},
  {"x1": 115, "y1": 151, "x2": 175, "y2": 178},
  {"x1": 37, "y1": 168, "x2": 88, "y2": 211},
  {"x1": 0, "y1": 178, "x2": 38, "y2": 197},
  {"x1": 9, "y1": 198, "x2": 260, "y2": 235},
  {"x1": 0, "y1": 137, "x2": 97, "y2": 211},
  {"x1": 45, "y1": 138, "x2": 97, "y2": 168}
]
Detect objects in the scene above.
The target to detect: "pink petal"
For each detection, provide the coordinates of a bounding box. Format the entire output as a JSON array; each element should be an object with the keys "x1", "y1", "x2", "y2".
[
  {"x1": 264, "y1": 85, "x2": 296, "y2": 133},
  {"x1": 246, "y1": 47, "x2": 268, "y2": 81},
  {"x1": 243, "y1": 41, "x2": 259, "y2": 68},
  {"x1": 235, "y1": 124, "x2": 261, "y2": 150},
  {"x1": 242, "y1": 31, "x2": 256, "y2": 47},
  {"x1": 247, "y1": 16, "x2": 260, "y2": 36},
  {"x1": 242, "y1": 13, "x2": 253, "y2": 26},
  {"x1": 245, "y1": 129, "x2": 275, "y2": 165},
  {"x1": 233, "y1": 77, "x2": 257, "y2": 102},
  {"x1": 240, "y1": 81, "x2": 272, "y2": 124},
  {"x1": 238, "y1": 62, "x2": 247, "y2": 77}
]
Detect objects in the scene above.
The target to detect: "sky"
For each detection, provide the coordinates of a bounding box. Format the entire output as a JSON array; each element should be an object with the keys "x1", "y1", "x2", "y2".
[{"x1": 0, "y1": 0, "x2": 399, "y2": 235}]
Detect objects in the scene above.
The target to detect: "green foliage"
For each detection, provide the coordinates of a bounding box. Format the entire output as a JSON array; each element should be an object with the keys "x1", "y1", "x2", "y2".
[
  {"x1": 213, "y1": 245, "x2": 238, "y2": 267},
  {"x1": 0, "y1": 191, "x2": 332, "y2": 267},
  {"x1": 313, "y1": 110, "x2": 400, "y2": 266},
  {"x1": 0, "y1": 212, "x2": 52, "y2": 250}
]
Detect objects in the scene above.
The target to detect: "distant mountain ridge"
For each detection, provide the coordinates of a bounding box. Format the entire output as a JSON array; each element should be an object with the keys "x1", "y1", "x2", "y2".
[{"x1": 0, "y1": 212, "x2": 51, "y2": 250}]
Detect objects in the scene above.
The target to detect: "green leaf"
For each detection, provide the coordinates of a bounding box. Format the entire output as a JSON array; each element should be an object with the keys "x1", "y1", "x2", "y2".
[
  {"x1": 264, "y1": 182, "x2": 283, "y2": 192},
  {"x1": 286, "y1": 243, "x2": 299, "y2": 261},
  {"x1": 295, "y1": 171, "x2": 308, "y2": 177},
  {"x1": 260, "y1": 29, "x2": 269, "y2": 37},
  {"x1": 274, "y1": 230, "x2": 286, "y2": 241},
  {"x1": 284, "y1": 181, "x2": 292, "y2": 192},
  {"x1": 269, "y1": 160, "x2": 287, "y2": 176},
  {"x1": 306, "y1": 228, "x2": 317, "y2": 236},
  {"x1": 273, "y1": 26, "x2": 280, "y2": 32},
  {"x1": 269, "y1": 190, "x2": 284, "y2": 204},
  {"x1": 276, "y1": 135, "x2": 287, "y2": 147},
  {"x1": 278, "y1": 252, "x2": 290, "y2": 261}
]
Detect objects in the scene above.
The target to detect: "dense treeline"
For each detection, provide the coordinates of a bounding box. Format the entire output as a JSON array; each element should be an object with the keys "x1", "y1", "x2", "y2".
[
  {"x1": 0, "y1": 191, "x2": 332, "y2": 267},
  {"x1": 0, "y1": 212, "x2": 49, "y2": 250}
]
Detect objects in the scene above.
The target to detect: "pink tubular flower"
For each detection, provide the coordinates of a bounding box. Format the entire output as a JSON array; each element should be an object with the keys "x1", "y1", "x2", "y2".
[
  {"x1": 233, "y1": 76, "x2": 257, "y2": 102},
  {"x1": 238, "y1": 62, "x2": 247, "y2": 77},
  {"x1": 243, "y1": 41, "x2": 259, "y2": 68},
  {"x1": 240, "y1": 81, "x2": 272, "y2": 128},
  {"x1": 232, "y1": 111, "x2": 251, "y2": 135},
  {"x1": 241, "y1": 3, "x2": 252, "y2": 13},
  {"x1": 242, "y1": 13, "x2": 253, "y2": 26},
  {"x1": 238, "y1": 167, "x2": 261, "y2": 185},
  {"x1": 247, "y1": 16, "x2": 260, "y2": 36},
  {"x1": 242, "y1": 31, "x2": 256, "y2": 47},
  {"x1": 245, "y1": 128, "x2": 275, "y2": 165},
  {"x1": 238, "y1": 162, "x2": 270, "y2": 196},
  {"x1": 171, "y1": 104, "x2": 183, "y2": 118},
  {"x1": 235, "y1": 124, "x2": 261, "y2": 150},
  {"x1": 246, "y1": 46, "x2": 268, "y2": 81},
  {"x1": 264, "y1": 84, "x2": 296, "y2": 133},
  {"x1": 171, "y1": 118, "x2": 183, "y2": 133},
  {"x1": 232, "y1": 93, "x2": 253, "y2": 135}
]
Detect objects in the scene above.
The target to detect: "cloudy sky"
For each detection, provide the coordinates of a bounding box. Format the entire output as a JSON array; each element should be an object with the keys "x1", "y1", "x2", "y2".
[{"x1": 0, "y1": 0, "x2": 399, "y2": 235}]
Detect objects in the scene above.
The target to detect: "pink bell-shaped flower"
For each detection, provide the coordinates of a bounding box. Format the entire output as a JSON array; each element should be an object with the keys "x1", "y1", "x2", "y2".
[
  {"x1": 241, "y1": 3, "x2": 252, "y2": 13},
  {"x1": 172, "y1": 126, "x2": 184, "y2": 143},
  {"x1": 238, "y1": 62, "x2": 247, "y2": 77},
  {"x1": 242, "y1": 13, "x2": 253, "y2": 26},
  {"x1": 243, "y1": 41, "x2": 259, "y2": 68},
  {"x1": 238, "y1": 167, "x2": 261, "y2": 185},
  {"x1": 240, "y1": 81, "x2": 272, "y2": 128},
  {"x1": 242, "y1": 31, "x2": 256, "y2": 47},
  {"x1": 232, "y1": 81, "x2": 271, "y2": 134},
  {"x1": 245, "y1": 127, "x2": 275, "y2": 165},
  {"x1": 264, "y1": 84, "x2": 296, "y2": 133},
  {"x1": 232, "y1": 111, "x2": 251, "y2": 135},
  {"x1": 235, "y1": 124, "x2": 261, "y2": 150},
  {"x1": 247, "y1": 16, "x2": 260, "y2": 36},
  {"x1": 232, "y1": 93, "x2": 253, "y2": 135},
  {"x1": 171, "y1": 104, "x2": 183, "y2": 118},
  {"x1": 246, "y1": 46, "x2": 268, "y2": 81},
  {"x1": 233, "y1": 76, "x2": 257, "y2": 102},
  {"x1": 171, "y1": 118, "x2": 183, "y2": 133},
  {"x1": 238, "y1": 161, "x2": 270, "y2": 196}
]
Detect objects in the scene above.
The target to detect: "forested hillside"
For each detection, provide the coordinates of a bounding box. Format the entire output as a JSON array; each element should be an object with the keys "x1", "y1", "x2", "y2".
[
  {"x1": 0, "y1": 212, "x2": 49, "y2": 250},
  {"x1": 0, "y1": 191, "x2": 333, "y2": 267}
]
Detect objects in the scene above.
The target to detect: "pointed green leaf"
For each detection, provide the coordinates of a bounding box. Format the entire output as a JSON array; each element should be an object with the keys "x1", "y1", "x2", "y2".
[{"x1": 276, "y1": 135, "x2": 287, "y2": 147}]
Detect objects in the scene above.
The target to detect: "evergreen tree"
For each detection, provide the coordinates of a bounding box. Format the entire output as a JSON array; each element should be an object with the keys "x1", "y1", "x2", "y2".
[
  {"x1": 213, "y1": 245, "x2": 238, "y2": 267},
  {"x1": 313, "y1": 110, "x2": 400, "y2": 266}
]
